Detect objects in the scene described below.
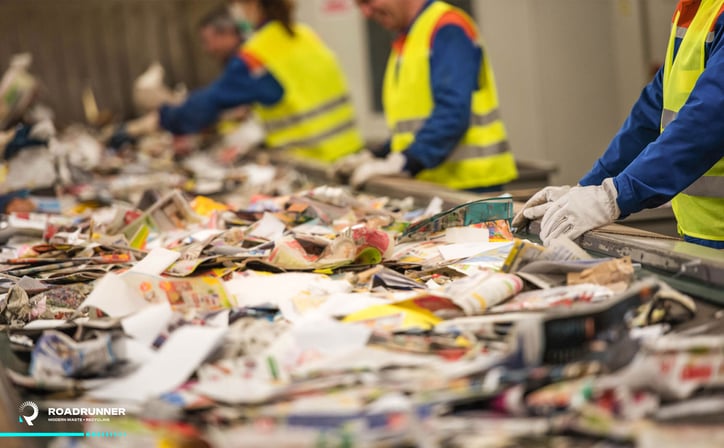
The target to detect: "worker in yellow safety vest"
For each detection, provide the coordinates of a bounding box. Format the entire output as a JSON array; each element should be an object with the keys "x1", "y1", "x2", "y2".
[
  {"x1": 339, "y1": 0, "x2": 518, "y2": 192},
  {"x1": 197, "y1": 6, "x2": 255, "y2": 140},
  {"x1": 515, "y1": 0, "x2": 724, "y2": 249},
  {"x1": 121, "y1": 0, "x2": 364, "y2": 164}
]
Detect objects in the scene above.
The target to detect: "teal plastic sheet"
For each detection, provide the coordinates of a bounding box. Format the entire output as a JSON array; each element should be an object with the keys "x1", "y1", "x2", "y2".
[{"x1": 399, "y1": 197, "x2": 514, "y2": 243}]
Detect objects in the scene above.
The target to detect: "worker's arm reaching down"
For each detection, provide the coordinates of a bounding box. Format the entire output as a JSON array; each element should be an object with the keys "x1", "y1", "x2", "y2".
[
  {"x1": 108, "y1": 52, "x2": 281, "y2": 148},
  {"x1": 350, "y1": 16, "x2": 483, "y2": 186},
  {"x1": 580, "y1": 20, "x2": 724, "y2": 216},
  {"x1": 513, "y1": 68, "x2": 665, "y2": 231},
  {"x1": 158, "y1": 52, "x2": 283, "y2": 135},
  {"x1": 396, "y1": 22, "x2": 481, "y2": 175},
  {"x1": 607, "y1": 43, "x2": 724, "y2": 218},
  {"x1": 516, "y1": 10, "x2": 724, "y2": 247},
  {"x1": 577, "y1": 70, "x2": 664, "y2": 189},
  {"x1": 511, "y1": 72, "x2": 665, "y2": 232},
  {"x1": 527, "y1": 49, "x2": 724, "y2": 242}
]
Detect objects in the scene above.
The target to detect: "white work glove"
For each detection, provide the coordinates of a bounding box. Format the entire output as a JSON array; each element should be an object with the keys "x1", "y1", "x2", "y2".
[
  {"x1": 350, "y1": 151, "x2": 408, "y2": 188},
  {"x1": 539, "y1": 178, "x2": 621, "y2": 245},
  {"x1": 512, "y1": 185, "x2": 571, "y2": 229},
  {"x1": 328, "y1": 149, "x2": 375, "y2": 181}
]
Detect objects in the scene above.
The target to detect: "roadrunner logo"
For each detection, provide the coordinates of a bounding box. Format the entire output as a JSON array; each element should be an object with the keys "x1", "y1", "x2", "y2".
[{"x1": 18, "y1": 401, "x2": 39, "y2": 426}]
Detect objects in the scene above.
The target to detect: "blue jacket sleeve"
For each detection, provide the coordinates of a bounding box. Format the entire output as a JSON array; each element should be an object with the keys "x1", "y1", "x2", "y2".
[
  {"x1": 159, "y1": 57, "x2": 283, "y2": 135},
  {"x1": 613, "y1": 34, "x2": 724, "y2": 216},
  {"x1": 579, "y1": 70, "x2": 663, "y2": 187},
  {"x1": 402, "y1": 25, "x2": 480, "y2": 175}
]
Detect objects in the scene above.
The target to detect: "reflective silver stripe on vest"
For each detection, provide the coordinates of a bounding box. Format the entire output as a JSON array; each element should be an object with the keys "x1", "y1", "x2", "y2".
[
  {"x1": 394, "y1": 118, "x2": 425, "y2": 134},
  {"x1": 273, "y1": 120, "x2": 357, "y2": 151},
  {"x1": 676, "y1": 26, "x2": 715, "y2": 43},
  {"x1": 446, "y1": 140, "x2": 510, "y2": 163},
  {"x1": 682, "y1": 176, "x2": 724, "y2": 198},
  {"x1": 394, "y1": 109, "x2": 502, "y2": 134},
  {"x1": 264, "y1": 95, "x2": 352, "y2": 133},
  {"x1": 661, "y1": 108, "x2": 678, "y2": 128},
  {"x1": 469, "y1": 109, "x2": 501, "y2": 127}
]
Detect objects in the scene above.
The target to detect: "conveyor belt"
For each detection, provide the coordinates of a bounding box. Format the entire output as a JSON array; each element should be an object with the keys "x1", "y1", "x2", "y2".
[
  {"x1": 273, "y1": 153, "x2": 723, "y2": 304},
  {"x1": 0, "y1": 153, "x2": 721, "y2": 443}
]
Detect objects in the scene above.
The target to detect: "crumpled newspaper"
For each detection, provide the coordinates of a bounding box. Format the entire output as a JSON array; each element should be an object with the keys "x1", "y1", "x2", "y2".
[
  {"x1": 222, "y1": 317, "x2": 291, "y2": 358},
  {"x1": 0, "y1": 283, "x2": 88, "y2": 327},
  {"x1": 30, "y1": 330, "x2": 126, "y2": 380},
  {"x1": 0, "y1": 285, "x2": 35, "y2": 327},
  {"x1": 568, "y1": 256, "x2": 634, "y2": 293}
]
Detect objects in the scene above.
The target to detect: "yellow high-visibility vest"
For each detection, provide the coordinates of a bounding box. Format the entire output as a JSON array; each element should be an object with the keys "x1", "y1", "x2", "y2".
[
  {"x1": 244, "y1": 22, "x2": 364, "y2": 163},
  {"x1": 383, "y1": 1, "x2": 517, "y2": 189},
  {"x1": 663, "y1": 0, "x2": 724, "y2": 241}
]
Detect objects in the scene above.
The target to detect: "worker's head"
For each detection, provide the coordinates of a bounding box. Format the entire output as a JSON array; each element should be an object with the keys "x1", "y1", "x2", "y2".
[
  {"x1": 228, "y1": 0, "x2": 296, "y2": 35},
  {"x1": 355, "y1": 0, "x2": 426, "y2": 32},
  {"x1": 198, "y1": 7, "x2": 243, "y2": 64}
]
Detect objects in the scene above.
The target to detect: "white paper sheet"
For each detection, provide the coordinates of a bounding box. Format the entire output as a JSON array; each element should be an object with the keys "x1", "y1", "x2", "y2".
[
  {"x1": 438, "y1": 242, "x2": 510, "y2": 261},
  {"x1": 277, "y1": 286, "x2": 357, "y2": 322},
  {"x1": 22, "y1": 320, "x2": 69, "y2": 330},
  {"x1": 79, "y1": 273, "x2": 148, "y2": 318},
  {"x1": 241, "y1": 164, "x2": 276, "y2": 187},
  {"x1": 121, "y1": 301, "x2": 173, "y2": 346},
  {"x1": 122, "y1": 338, "x2": 156, "y2": 366},
  {"x1": 89, "y1": 326, "x2": 226, "y2": 402},
  {"x1": 189, "y1": 229, "x2": 224, "y2": 242},
  {"x1": 8, "y1": 213, "x2": 48, "y2": 230},
  {"x1": 315, "y1": 293, "x2": 390, "y2": 318},
  {"x1": 294, "y1": 347, "x2": 437, "y2": 376},
  {"x1": 194, "y1": 378, "x2": 280, "y2": 404},
  {"x1": 205, "y1": 309, "x2": 230, "y2": 328},
  {"x1": 249, "y1": 212, "x2": 285, "y2": 241},
  {"x1": 443, "y1": 226, "x2": 489, "y2": 244},
  {"x1": 291, "y1": 315, "x2": 371, "y2": 355},
  {"x1": 248, "y1": 316, "x2": 371, "y2": 383},
  {"x1": 129, "y1": 247, "x2": 181, "y2": 276},
  {"x1": 291, "y1": 219, "x2": 334, "y2": 235},
  {"x1": 225, "y1": 272, "x2": 349, "y2": 309},
  {"x1": 424, "y1": 196, "x2": 444, "y2": 217}
]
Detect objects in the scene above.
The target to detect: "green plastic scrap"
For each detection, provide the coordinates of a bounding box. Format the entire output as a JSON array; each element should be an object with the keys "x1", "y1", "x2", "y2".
[{"x1": 398, "y1": 197, "x2": 514, "y2": 243}]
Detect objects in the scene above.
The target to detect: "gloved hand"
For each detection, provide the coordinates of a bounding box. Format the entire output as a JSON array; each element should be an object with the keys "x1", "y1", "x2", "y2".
[
  {"x1": 512, "y1": 185, "x2": 572, "y2": 229},
  {"x1": 349, "y1": 151, "x2": 407, "y2": 188},
  {"x1": 328, "y1": 149, "x2": 375, "y2": 181},
  {"x1": 539, "y1": 178, "x2": 620, "y2": 245}
]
